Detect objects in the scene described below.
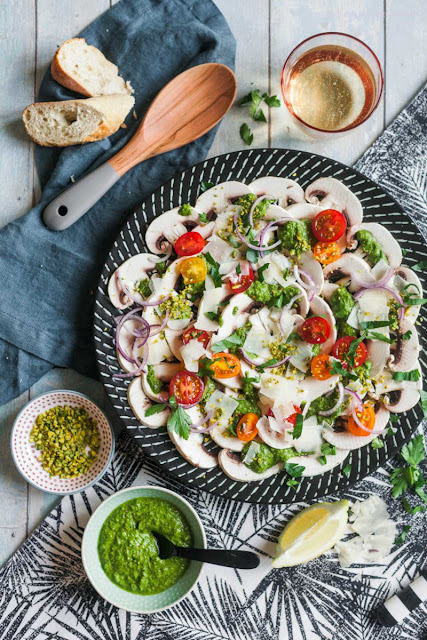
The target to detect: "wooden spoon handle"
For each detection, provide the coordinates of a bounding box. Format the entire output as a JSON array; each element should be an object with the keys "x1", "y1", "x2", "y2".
[{"x1": 43, "y1": 162, "x2": 120, "y2": 231}]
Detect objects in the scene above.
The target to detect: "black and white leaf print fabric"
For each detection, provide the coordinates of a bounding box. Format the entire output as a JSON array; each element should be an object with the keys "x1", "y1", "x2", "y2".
[{"x1": 1, "y1": 84, "x2": 427, "y2": 640}]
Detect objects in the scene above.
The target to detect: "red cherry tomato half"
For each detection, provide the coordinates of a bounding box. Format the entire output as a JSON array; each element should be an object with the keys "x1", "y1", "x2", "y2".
[
  {"x1": 228, "y1": 266, "x2": 254, "y2": 294},
  {"x1": 301, "y1": 316, "x2": 331, "y2": 344},
  {"x1": 169, "y1": 370, "x2": 205, "y2": 407},
  {"x1": 267, "y1": 405, "x2": 301, "y2": 425},
  {"x1": 312, "y1": 209, "x2": 347, "y2": 243},
  {"x1": 174, "y1": 232, "x2": 205, "y2": 257},
  {"x1": 182, "y1": 326, "x2": 210, "y2": 349},
  {"x1": 332, "y1": 336, "x2": 368, "y2": 369}
]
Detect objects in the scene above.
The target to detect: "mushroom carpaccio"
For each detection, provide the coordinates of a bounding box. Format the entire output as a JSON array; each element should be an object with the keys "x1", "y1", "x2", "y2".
[{"x1": 109, "y1": 177, "x2": 423, "y2": 482}]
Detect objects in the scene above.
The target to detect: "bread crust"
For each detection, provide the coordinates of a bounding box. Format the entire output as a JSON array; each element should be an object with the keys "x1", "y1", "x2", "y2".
[{"x1": 51, "y1": 38, "x2": 94, "y2": 97}]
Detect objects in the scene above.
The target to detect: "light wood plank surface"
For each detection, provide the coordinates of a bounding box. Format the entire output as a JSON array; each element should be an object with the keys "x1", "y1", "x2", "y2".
[{"x1": 0, "y1": 0, "x2": 426, "y2": 566}]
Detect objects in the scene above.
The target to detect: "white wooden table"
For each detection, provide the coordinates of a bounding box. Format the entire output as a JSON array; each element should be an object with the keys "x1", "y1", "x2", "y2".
[{"x1": 1, "y1": 0, "x2": 426, "y2": 567}]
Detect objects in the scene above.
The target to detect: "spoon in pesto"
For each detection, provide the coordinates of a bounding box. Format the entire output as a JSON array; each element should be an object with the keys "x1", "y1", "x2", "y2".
[{"x1": 153, "y1": 532, "x2": 260, "y2": 570}]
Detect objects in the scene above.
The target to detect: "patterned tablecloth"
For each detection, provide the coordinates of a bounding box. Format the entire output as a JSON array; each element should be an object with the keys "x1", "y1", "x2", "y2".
[{"x1": 1, "y1": 85, "x2": 426, "y2": 640}]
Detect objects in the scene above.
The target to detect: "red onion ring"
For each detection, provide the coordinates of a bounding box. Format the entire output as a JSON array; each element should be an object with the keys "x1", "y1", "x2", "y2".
[
  {"x1": 293, "y1": 265, "x2": 315, "y2": 290},
  {"x1": 189, "y1": 410, "x2": 217, "y2": 433},
  {"x1": 140, "y1": 293, "x2": 171, "y2": 307},
  {"x1": 118, "y1": 277, "x2": 144, "y2": 305},
  {"x1": 351, "y1": 265, "x2": 394, "y2": 289},
  {"x1": 248, "y1": 194, "x2": 276, "y2": 228},
  {"x1": 344, "y1": 388, "x2": 364, "y2": 412},
  {"x1": 318, "y1": 383, "x2": 344, "y2": 416},
  {"x1": 115, "y1": 308, "x2": 146, "y2": 363},
  {"x1": 350, "y1": 407, "x2": 387, "y2": 435},
  {"x1": 233, "y1": 213, "x2": 281, "y2": 253},
  {"x1": 149, "y1": 310, "x2": 170, "y2": 337},
  {"x1": 354, "y1": 285, "x2": 405, "y2": 321}
]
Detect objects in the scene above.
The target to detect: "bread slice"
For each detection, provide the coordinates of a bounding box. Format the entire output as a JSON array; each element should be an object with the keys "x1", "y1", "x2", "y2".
[
  {"x1": 51, "y1": 38, "x2": 133, "y2": 97},
  {"x1": 22, "y1": 94, "x2": 134, "y2": 147}
]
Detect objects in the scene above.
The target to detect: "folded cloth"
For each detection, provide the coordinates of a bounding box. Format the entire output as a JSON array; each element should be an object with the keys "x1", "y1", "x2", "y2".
[{"x1": 0, "y1": 0, "x2": 235, "y2": 406}]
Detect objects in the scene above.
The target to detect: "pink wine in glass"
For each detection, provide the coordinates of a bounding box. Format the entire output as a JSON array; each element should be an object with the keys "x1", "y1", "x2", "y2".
[{"x1": 282, "y1": 33, "x2": 383, "y2": 135}]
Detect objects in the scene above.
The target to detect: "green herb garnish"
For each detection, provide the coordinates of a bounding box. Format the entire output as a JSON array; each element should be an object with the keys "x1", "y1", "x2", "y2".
[{"x1": 240, "y1": 123, "x2": 253, "y2": 146}]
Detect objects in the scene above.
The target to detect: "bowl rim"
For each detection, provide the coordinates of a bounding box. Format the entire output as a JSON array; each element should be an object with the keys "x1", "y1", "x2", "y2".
[
  {"x1": 81, "y1": 484, "x2": 207, "y2": 613},
  {"x1": 10, "y1": 389, "x2": 115, "y2": 496}
]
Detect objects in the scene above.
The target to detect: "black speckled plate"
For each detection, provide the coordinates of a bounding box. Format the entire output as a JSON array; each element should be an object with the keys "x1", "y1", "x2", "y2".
[{"x1": 94, "y1": 148, "x2": 426, "y2": 504}]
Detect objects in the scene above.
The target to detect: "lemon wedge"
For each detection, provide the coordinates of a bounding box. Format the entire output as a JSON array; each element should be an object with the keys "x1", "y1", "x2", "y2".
[{"x1": 272, "y1": 500, "x2": 348, "y2": 568}]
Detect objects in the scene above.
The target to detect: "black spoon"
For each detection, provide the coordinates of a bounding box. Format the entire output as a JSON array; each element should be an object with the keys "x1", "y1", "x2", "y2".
[{"x1": 153, "y1": 532, "x2": 260, "y2": 569}]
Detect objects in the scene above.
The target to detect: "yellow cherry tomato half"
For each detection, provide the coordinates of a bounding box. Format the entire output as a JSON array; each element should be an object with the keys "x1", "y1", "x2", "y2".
[
  {"x1": 179, "y1": 256, "x2": 207, "y2": 284},
  {"x1": 310, "y1": 354, "x2": 332, "y2": 380},
  {"x1": 236, "y1": 413, "x2": 259, "y2": 442},
  {"x1": 347, "y1": 404, "x2": 376, "y2": 436},
  {"x1": 313, "y1": 241, "x2": 341, "y2": 265},
  {"x1": 210, "y1": 352, "x2": 241, "y2": 378}
]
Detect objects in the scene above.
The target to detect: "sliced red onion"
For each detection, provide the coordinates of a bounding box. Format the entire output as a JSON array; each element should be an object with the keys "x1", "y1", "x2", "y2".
[
  {"x1": 344, "y1": 388, "x2": 364, "y2": 412},
  {"x1": 318, "y1": 383, "x2": 344, "y2": 416},
  {"x1": 140, "y1": 293, "x2": 170, "y2": 307},
  {"x1": 351, "y1": 407, "x2": 387, "y2": 435},
  {"x1": 248, "y1": 194, "x2": 275, "y2": 227},
  {"x1": 354, "y1": 285, "x2": 405, "y2": 321},
  {"x1": 233, "y1": 213, "x2": 281, "y2": 253},
  {"x1": 115, "y1": 308, "x2": 145, "y2": 363},
  {"x1": 189, "y1": 410, "x2": 217, "y2": 433},
  {"x1": 293, "y1": 265, "x2": 315, "y2": 290},
  {"x1": 149, "y1": 310, "x2": 170, "y2": 337},
  {"x1": 117, "y1": 277, "x2": 144, "y2": 305},
  {"x1": 240, "y1": 348, "x2": 290, "y2": 369},
  {"x1": 265, "y1": 356, "x2": 291, "y2": 369},
  {"x1": 112, "y1": 369, "x2": 142, "y2": 379},
  {"x1": 351, "y1": 266, "x2": 394, "y2": 289}
]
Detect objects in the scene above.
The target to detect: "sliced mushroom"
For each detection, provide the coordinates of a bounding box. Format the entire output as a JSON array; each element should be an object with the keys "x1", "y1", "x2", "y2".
[
  {"x1": 263, "y1": 204, "x2": 296, "y2": 221},
  {"x1": 297, "y1": 251, "x2": 324, "y2": 296},
  {"x1": 145, "y1": 206, "x2": 204, "y2": 254},
  {"x1": 210, "y1": 425, "x2": 244, "y2": 452},
  {"x1": 256, "y1": 416, "x2": 293, "y2": 449},
  {"x1": 287, "y1": 448, "x2": 350, "y2": 476},
  {"x1": 291, "y1": 284, "x2": 309, "y2": 317},
  {"x1": 141, "y1": 362, "x2": 182, "y2": 402},
  {"x1": 347, "y1": 223, "x2": 402, "y2": 268},
  {"x1": 249, "y1": 177, "x2": 305, "y2": 208},
  {"x1": 384, "y1": 383, "x2": 421, "y2": 413},
  {"x1": 285, "y1": 202, "x2": 324, "y2": 220},
  {"x1": 305, "y1": 177, "x2": 363, "y2": 226},
  {"x1": 218, "y1": 449, "x2": 282, "y2": 482},
  {"x1": 323, "y1": 254, "x2": 375, "y2": 291},
  {"x1": 322, "y1": 405, "x2": 390, "y2": 450},
  {"x1": 169, "y1": 429, "x2": 218, "y2": 468},
  {"x1": 211, "y1": 293, "x2": 253, "y2": 343},
  {"x1": 108, "y1": 253, "x2": 158, "y2": 310},
  {"x1": 195, "y1": 181, "x2": 253, "y2": 217},
  {"x1": 309, "y1": 296, "x2": 337, "y2": 354},
  {"x1": 297, "y1": 375, "x2": 340, "y2": 404},
  {"x1": 164, "y1": 328, "x2": 185, "y2": 361},
  {"x1": 388, "y1": 320, "x2": 420, "y2": 372},
  {"x1": 394, "y1": 267, "x2": 423, "y2": 322},
  {"x1": 127, "y1": 378, "x2": 170, "y2": 428}
]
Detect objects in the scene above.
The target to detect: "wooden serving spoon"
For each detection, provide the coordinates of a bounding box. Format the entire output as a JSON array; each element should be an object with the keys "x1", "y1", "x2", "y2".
[{"x1": 43, "y1": 63, "x2": 237, "y2": 231}]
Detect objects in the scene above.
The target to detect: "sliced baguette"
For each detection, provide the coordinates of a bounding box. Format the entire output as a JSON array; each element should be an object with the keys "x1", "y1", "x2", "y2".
[
  {"x1": 22, "y1": 94, "x2": 134, "y2": 147},
  {"x1": 51, "y1": 38, "x2": 133, "y2": 97}
]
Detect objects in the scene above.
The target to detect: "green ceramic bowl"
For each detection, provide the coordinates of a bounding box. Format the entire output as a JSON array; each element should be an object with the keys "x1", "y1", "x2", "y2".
[{"x1": 81, "y1": 485, "x2": 206, "y2": 613}]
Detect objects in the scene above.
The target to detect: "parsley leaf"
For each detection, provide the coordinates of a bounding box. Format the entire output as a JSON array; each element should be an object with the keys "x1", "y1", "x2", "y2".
[
  {"x1": 200, "y1": 181, "x2": 214, "y2": 193},
  {"x1": 167, "y1": 405, "x2": 192, "y2": 440},
  {"x1": 246, "y1": 248, "x2": 259, "y2": 263},
  {"x1": 205, "y1": 310, "x2": 221, "y2": 322},
  {"x1": 284, "y1": 462, "x2": 305, "y2": 477},
  {"x1": 413, "y1": 260, "x2": 427, "y2": 272},
  {"x1": 263, "y1": 93, "x2": 281, "y2": 107},
  {"x1": 198, "y1": 357, "x2": 214, "y2": 378},
  {"x1": 292, "y1": 413, "x2": 304, "y2": 439},
  {"x1": 360, "y1": 320, "x2": 390, "y2": 330},
  {"x1": 321, "y1": 442, "x2": 337, "y2": 456},
  {"x1": 240, "y1": 123, "x2": 253, "y2": 146},
  {"x1": 318, "y1": 455, "x2": 327, "y2": 465},
  {"x1": 199, "y1": 212, "x2": 209, "y2": 224},
  {"x1": 371, "y1": 437, "x2": 384, "y2": 449},
  {"x1": 395, "y1": 525, "x2": 411, "y2": 545},
  {"x1": 256, "y1": 357, "x2": 278, "y2": 372},
  {"x1": 257, "y1": 263, "x2": 269, "y2": 282},
  {"x1": 401, "y1": 330, "x2": 412, "y2": 341},
  {"x1": 286, "y1": 478, "x2": 301, "y2": 490},
  {"x1": 402, "y1": 498, "x2": 425, "y2": 515},
  {"x1": 401, "y1": 434, "x2": 425, "y2": 466},
  {"x1": 178, "y1": 203, "x2": 192, "y2": 217},
  {"x1": 253, "y1": 108, "x2": 267, "y2": 122},
  {"x1": 342, "y1": 464, "x2": 352, "y2": 478},
  {"x1": 211, "y1": 331, "x2": 246, "y2": 354},
  {"x1": 366, "y1": 332, "x2": 394, "y2": 344},
  {"x1": 145, "y1": 403, "x2": 168, "y2": 417},
  {"x1": 204, "y1": 252, "x2": 222, "y2": 288},
  {"x1": 392, "y1": 369, "x2": 420, "y2": 382},
  {"x1": 420, "y1": 389, "x2": 427, "y2": 419}
]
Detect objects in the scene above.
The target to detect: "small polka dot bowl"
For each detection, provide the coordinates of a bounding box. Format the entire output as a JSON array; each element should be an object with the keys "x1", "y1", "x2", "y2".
[
  {"x1": 10, "y1": 390, "x2": 115, "y2": 495},
  {"x1": 82, "y1": 486, "x2": 206, "y2": 613}
]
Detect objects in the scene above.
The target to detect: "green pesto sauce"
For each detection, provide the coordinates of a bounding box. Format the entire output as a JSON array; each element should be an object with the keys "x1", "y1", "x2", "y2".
[
  {"x1": 146, "y1": 365, "x2": 164, "y2": 394},
  {"x1": 306, "y1": 393, "x2": 343, "y2": 427},
  {"x1": 246, "y1": 282, "x2": 300, "y2": 307},
  {"x1": 330, "y1": 286, "x2": 355, "y2": 319},
  {"x1": 336, "y1": 319, "x2": 358, "y2": 338},
  {"x1": 242, "y1": 442, "x2": 298, "y2": 473},
  {"x1": 137, "y1": 278, "x2": 152, "y2": 299},
  {"x1": 98, "y1": 497, "x2": 192, "y2": 595},
  {"x1": 278, "y1": 220, "x2": 314, "y2": 257},
  {"x1": 228, "y1": 322, "x2": 252, "y2": 356},
  {"x1": 356, "y1": 230, "x2": 387, "y2": 266},
  {"x1": 235, "y1": 194, "x2": 274, "y2": 221}
]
